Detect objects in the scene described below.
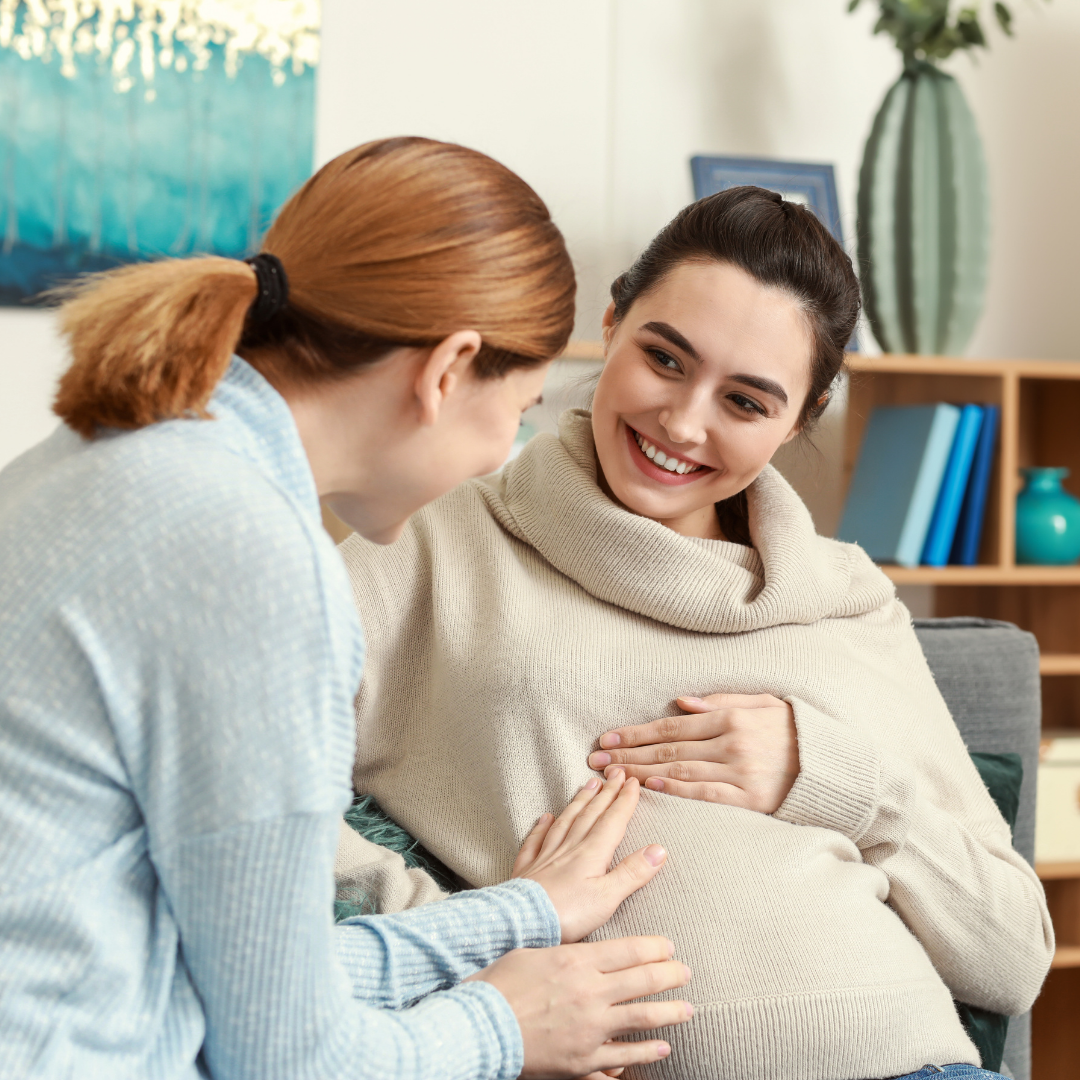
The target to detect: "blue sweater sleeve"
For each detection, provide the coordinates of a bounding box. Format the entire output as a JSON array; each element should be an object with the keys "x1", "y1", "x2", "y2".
[
  {"x1": 335, "y1": 879, "x2": 561, "y2": 1007},
  {"x1": 0, "y1": 366, "x2": 557, "y2": 1079},
  {"x1": 114, "y1": 450, "x2": 554, "y2": 1079},
  {"x1": 155, "y1": 815, "x2": 557, "y2": 1080}
]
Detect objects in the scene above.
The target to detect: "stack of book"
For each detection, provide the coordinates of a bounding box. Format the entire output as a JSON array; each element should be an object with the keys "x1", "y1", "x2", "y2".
[{"x1": 837, "y1": 403, "x2": 999, "y2": 567}]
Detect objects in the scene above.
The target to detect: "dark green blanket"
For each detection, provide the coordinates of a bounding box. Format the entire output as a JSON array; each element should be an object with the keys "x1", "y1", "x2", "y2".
[
  {"x1": 334, "y1": 795, "x2": 458, "y2": 921},
  {"x1": 956, "y1": 751, "x2": 1024, "y2": 1072}
]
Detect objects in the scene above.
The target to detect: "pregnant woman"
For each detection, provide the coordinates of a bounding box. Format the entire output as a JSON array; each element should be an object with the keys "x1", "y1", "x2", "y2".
[
  {"x1": 335, "y1": 186, "x2": 1054, "y2": 1080},
  {"x1": 0, "y1": 137, "x2": 692, "y2": 1080}
]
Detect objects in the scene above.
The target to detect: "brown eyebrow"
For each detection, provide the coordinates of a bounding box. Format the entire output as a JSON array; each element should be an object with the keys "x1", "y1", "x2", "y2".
[
  {"x1": 640, "y1": 321, "x2": 700, "y2": 361},
  {"x1": 640, "y1": 320, "x2": 790, "y2": 407},
  {"x1": 730, "y1": 374, "x2": 788, "y2": 406}
]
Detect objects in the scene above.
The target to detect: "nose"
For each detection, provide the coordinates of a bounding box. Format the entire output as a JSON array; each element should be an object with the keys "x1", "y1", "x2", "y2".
[{"x1": 658, "y1": 387, "x2": 710, "y2": 448}]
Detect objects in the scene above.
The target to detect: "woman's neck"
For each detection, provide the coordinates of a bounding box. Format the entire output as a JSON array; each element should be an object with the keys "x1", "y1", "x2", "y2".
[{"x1": 595, "y1": 457, "x2": 727, "y2": 541}]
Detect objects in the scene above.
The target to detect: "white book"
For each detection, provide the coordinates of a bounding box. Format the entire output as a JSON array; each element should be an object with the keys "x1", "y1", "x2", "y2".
[{"x1": 1036, "y1": 733, "x2": 1080, "y2": 863}]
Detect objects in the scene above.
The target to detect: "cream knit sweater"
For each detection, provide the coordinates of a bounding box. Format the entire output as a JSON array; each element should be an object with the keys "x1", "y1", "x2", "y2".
[{"x1": 336, "y1": 410, "x2": 1053, "y2": 1080}]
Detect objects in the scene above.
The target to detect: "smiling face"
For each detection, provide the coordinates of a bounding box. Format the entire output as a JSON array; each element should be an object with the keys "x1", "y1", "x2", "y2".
[{"x1": 592, "y1": 260, "x2": 814, "y2": 540}]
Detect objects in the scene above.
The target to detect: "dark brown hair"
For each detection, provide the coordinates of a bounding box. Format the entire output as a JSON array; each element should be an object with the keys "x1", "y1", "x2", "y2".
[
  {"x1": 609, "y1": 185, "x2": 860, "y2": 544},
  {"x1": 610, "y1": 185, "x2": 860, "y2": 429},
  {"x1": 54, "y1": 137, "x2": 576, "y2": 437}
]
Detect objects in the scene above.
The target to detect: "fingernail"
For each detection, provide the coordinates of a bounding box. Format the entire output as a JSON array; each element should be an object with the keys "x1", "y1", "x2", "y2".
[
  {"x1": 680, "y1": 696, "x2": 703, "y2": 704},
  {"x1": 685, "y1": 1001, "x2": 694, "y2": 1017},
  {"x1": 682, "y1": 965, "x2": 692, "y2": 982},
  {"x1": 646, "y1": 777, "x2": 665, "y2": 791},
  {"x1": 585, "y1": 777, "x2": 601, "y2": 790},
  {"x1": 590, "y1": 751, "x2": 611, "y2": 767},
  {"x1": 600, "y1": 732, "x2": 621, "y2": 748},
  {"x1": 656, "y1": 1043, "x2": 671, "y2": 1058},
  {"x1": 644, "y1": 844, "x2": 666, "y2": 866},
  {"x1": 605, "y1": 765, "x2": 625, "y2": 780},
  {"x1": 666, "y1": 939, "x2": 675, "y2": 957}
]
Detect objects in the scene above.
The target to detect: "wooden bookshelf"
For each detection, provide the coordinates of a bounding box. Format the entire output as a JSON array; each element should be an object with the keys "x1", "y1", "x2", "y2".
[{"x1": 844, "y1": 354, "x2": 1080, "y2": 1080}]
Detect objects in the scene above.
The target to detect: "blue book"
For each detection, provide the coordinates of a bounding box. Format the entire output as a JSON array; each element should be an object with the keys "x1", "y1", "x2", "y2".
[
  {"x1": 921, "y1": 405, "x2": 984, "y2": 566},
  {"x1": 838, "y1": 404, "x2": 961, "y2": 567},
  {"x1": 949, "y1": 405, "x2": 999, "y2": 566}
]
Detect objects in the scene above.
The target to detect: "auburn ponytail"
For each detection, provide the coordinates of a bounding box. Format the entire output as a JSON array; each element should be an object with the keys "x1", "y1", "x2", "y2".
[
  {"x1": 52, "y1": 136, "x2": 575, "y2": 439},
  {"x1": 54, "y1": 258, "x2": 257, "y2": 437}
]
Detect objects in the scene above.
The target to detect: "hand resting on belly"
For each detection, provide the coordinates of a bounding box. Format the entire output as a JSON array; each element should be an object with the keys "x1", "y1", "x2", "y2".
[{"x1": 588, "y1": 693, "x2": 800, "y2": 812}]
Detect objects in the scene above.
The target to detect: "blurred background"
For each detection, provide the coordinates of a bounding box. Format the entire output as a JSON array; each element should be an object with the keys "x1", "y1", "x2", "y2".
[
  {"x1": 5, "y1": 0, "x2": 1080, "y2": 473},
  {"x1": 4, "y1": 3, "x2": 1080, "y2": 1076}
]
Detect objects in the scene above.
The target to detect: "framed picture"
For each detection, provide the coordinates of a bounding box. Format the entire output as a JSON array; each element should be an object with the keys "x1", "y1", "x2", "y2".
[
  {"x1": 691, "y1": 154, "x2": 855, "y2": 348},
  {"x1": 0, "y1": 3, "x2": 319, "y2": 306},
  {"x1": 690, "y1": 155, "x2": 843, "y2": 246}
]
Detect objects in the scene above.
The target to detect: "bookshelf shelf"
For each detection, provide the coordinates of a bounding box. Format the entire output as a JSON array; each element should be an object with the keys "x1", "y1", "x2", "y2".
[
  {"x1": 1052, "y1": 946, "x2": 1080, "y2": 970},
  {"x1": 1039, "y1": 656, "x2": 1080, "y2": 677},
  {"x1": 883, "y1": 566, "x2": 1080, "y2": 585},
  {"x1": 1038, "y1": 862, "x2": 1080, "y2": 881},
  {"x1": 844, "y1": 354, "x2": 1080, "y2": 1080}
]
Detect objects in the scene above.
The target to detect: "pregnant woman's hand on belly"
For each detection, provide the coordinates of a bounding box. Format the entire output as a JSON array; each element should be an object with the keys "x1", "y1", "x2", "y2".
[
  {"x1": 588, "y1": 693, "x2": 800, "y2": 813},
  {"x1": 465, "y1": 935, "x2": 692, "y2": 1078},
  {"x1": 512, "y1": 770, "x2": 669, "y2": 943}
]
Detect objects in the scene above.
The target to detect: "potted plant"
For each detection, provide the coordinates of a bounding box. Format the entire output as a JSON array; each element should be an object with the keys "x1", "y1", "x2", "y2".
[{"x1": 850, "y1": 1, "x2": 1036, "y2": 355}]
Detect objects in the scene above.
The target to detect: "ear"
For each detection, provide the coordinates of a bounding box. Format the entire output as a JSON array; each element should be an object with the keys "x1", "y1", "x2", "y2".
[
  {"x1": 781, "y1": 392, "x2": 827, "y2": 444},
  {"x1": 600, "y1": 302, "x2": 617, "y2": 351},
  {"x1": 414, "y1": 330, "x2": 483, "y2": 426}
]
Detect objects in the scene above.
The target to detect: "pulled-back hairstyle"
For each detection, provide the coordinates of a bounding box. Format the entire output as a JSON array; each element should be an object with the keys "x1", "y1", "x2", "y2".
[
  {"x1": 610, "y1": 185, "x2": 860, "y2": 430},
  {"x1": 609, "y1": 186, "x2": 860, "y2": 545},
  {"x1": 54, "y1": 137, "x2": 576, "y2": 437}
]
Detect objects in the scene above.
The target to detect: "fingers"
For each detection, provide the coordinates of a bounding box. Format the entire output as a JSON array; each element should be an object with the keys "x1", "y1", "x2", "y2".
[
  {"x1": 538, "y1": 777, "x2": 604, "y2": 855},
  {"x1": 597, "y1": 711, "x2": 727, "y2": 752},
  {"x1": 580, "y1": 935, "x2": 675, "y2": 974},
  {"x1": 596, "y1": 695, "x2": 786, "y2": 752},
  {"x1": 562, "y1": 769, "x2": 628, "y2": 847},
  {"x1": 589, "y1": 1041, "x2": 674, "y2": 1072},
  {"x1": 565, "y1": 772, "x2": 638, "y2": 855},
  {"x1": 603, "y1": 760, "x2": 739, "y2": 785},
  {"x1": 605, "y1": 958, "x2": 691, "y2": 1005},
  {"x1": 600, "y1": 843, "x2": 667, "y2": 905},
  {"x1": 608, "y1": 999, "x2": 694, "y2": 1038},
  {"x1": 681, "y1": 692, "x2": 785, "y2": 711},
  {"x1": 590, "y1": 737, "x2": 726, "y2": 769},
  {"x1": 512, "y1": 812, "x2": 553, "y2": 876},
  {"x1": 641, "y1": 775, "x2": 750, "y2": 806}
]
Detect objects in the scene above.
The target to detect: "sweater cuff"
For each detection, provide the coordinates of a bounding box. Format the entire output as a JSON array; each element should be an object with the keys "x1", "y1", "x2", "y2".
[
  {"x1": 480, "y1": 877, "x2": 562, "y2": 949},
  {"x1": 773, "y1": 697, "x2": 883, "y2": 842},
  {"x1": 404, "y1": 981, "x2": 525, "y2": 1080}
]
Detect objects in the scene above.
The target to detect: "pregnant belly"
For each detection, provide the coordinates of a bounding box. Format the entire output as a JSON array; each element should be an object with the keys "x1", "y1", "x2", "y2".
[{"x1": 582, "y1": 791, "x2": 971, "y2": 1080}]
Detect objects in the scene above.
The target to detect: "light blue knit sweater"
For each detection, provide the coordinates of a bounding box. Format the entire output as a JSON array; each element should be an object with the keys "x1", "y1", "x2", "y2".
[{"x1": 0, "y1": 357, "x2": 559, "y2": 1079}]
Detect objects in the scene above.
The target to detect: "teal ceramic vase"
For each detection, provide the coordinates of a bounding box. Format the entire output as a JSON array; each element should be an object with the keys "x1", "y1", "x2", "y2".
[
  {"x1": 1015, "y1": 468, "x2": 1080, "y2": 565},
  {"x1": 857, "y1": 61, "x2": 989, "y2": 355}
]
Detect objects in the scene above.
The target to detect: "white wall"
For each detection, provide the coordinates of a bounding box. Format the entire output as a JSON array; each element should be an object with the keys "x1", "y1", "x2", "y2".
[{"x1": 4, "y1": 0, "x2": 1079, "y2": 472}]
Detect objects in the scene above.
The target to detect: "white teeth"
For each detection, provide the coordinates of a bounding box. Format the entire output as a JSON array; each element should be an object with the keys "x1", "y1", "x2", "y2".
[{"x1": 634, "y1": 430, "x2": 702, "y2": 475}]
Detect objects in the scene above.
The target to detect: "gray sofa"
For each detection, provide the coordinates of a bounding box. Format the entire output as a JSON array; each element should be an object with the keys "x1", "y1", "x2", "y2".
[{"x1": 914, "y1": 617, "x2": 1041, "y2": 1080}]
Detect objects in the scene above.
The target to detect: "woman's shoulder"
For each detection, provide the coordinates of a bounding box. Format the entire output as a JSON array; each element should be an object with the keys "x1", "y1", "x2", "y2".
[{"x1": 4, "y1": 417, "x2": 330, "y2": 616}]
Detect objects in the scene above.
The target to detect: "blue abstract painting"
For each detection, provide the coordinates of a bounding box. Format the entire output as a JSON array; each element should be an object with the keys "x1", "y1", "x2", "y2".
[{"x1": 0, "y1": 1, "x2": 318, "y2": 304}]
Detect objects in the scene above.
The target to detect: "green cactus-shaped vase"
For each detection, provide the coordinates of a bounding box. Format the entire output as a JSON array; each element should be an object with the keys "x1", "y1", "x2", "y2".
[{"x1": 857, "y1": 61, "x2": 989, "y2": 355}]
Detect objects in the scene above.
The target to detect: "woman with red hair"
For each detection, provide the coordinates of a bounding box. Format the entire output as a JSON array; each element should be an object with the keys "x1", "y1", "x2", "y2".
[{"x1": 0, "y1": 137, "x2": 690, "y2": 1080}]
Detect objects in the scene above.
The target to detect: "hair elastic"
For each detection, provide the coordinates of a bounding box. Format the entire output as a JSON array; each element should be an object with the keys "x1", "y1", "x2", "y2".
[{"x1": 245, "y1": 253, "x2": 289, "y2": 322}]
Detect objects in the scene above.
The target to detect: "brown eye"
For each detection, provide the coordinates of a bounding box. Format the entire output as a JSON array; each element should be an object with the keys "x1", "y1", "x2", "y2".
[
  {"x1": 648, "y1": 348, "x2": 680, "y2": 371},
  {"x1": 729, "y1": 393, "x2": 765, "y2": 416}
]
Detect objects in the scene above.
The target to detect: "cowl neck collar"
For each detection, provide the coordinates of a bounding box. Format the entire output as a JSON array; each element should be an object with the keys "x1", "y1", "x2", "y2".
[{"x1": 475, "y1": 410, "x2": 892, "y2": 634}]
